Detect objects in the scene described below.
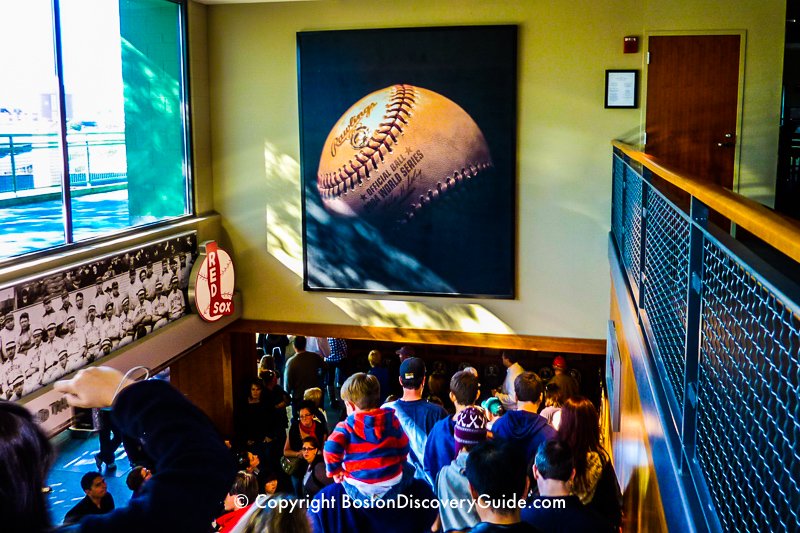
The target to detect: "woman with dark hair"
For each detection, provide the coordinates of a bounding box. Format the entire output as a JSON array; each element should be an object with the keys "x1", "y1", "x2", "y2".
[
  {"x1": 258, "y1": 370, "x2": 290, "y2": 476},
  {"x1": 0, "y1": 401, "x2": 54, "y2": 533},
  {"x1": 283, "y1": 400, "x2": 327, "y2": 496},
  {"x1": 299, "y1": 436, "x2": 332, "y2": 498},
  {"x1": 540, "y1": 382, "x2": 563, "y2": 429},
  {"x1": 234, "y1": 378, "x2": 276, "y2": 462},
  {"x1": 557, "y1": 396, "x2": 622, "y2": 529},
  {"x1": 233, "y1": 449, "x2": 267, "y2": 491},
  {"x1": 213, "y1": 471, "x2": 259, "y2": 533}
]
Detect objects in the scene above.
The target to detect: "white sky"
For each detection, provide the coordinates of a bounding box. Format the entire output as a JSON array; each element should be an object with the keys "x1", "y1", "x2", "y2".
[{"x1": 0, "y1": 0, "x2": 123, "y2": 123}]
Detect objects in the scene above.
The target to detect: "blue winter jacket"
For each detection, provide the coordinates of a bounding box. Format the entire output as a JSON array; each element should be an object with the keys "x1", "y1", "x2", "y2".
[
  {"x1": 423, "y1": 416, "x2": 456, "y2": 483},
  {"x1": 491, "y1": 410, "x2": 557, "y2": 463}
]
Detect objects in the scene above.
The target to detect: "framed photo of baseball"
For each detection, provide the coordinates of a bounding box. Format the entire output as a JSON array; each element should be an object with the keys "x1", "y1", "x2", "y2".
[{"x1": 298, "y1": 26, "x2": 517, "y2": 298}]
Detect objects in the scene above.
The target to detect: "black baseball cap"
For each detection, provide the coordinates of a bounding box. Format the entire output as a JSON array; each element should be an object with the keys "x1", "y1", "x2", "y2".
[{"x1": 399, "y1": 357, "x2": 426, "y2": 382}]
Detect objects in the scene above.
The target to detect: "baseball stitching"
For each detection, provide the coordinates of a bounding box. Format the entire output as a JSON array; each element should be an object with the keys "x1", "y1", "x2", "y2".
[
  {"x1": 200, "y1": 292, "x2": 233, "y2": 318},
  {"x1": 197, "y1": 257, "x2": 232, "y2": 281},
  {"x1": 404, "y1": 160, "x2": 493, "y2": 222},
  {"x1": 317, "y1": 84, "x2": 416, "y2": 199}
]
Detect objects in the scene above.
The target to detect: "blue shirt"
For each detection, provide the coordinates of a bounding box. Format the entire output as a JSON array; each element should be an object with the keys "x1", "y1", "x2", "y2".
[
  {"x1": 57, "y1": 380, "x2": 234, "y2": 533},
  {"x1": 368, "y1": 366, "x2": 391, "y2": 403},
  {"x1": 383, "y1": 399, "x2": 448, "y2": 485},
  {"x1": 424, "y1": 416, "x2": 457, "y2": 483}
]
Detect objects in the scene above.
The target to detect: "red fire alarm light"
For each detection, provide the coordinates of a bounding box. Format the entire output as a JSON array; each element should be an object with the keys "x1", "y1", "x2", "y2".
[{"x1": 624, "y1": 36, "x2": 639, "y2": 54}]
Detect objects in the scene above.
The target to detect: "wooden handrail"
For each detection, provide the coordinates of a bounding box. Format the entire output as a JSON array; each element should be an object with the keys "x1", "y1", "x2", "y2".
[{"x1": 612, "y1": 140, "x2": 800, "y2": 265}]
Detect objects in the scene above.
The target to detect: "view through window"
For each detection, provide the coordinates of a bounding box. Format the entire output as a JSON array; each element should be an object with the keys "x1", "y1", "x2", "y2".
[{"x1": 0, "y1": 0, "x2": 191, "y2": 261}]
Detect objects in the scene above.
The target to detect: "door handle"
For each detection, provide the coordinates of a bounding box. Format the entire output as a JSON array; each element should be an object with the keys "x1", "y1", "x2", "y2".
[{"x1": 717, "y1": 142, "x2": 735, "y2": 148}]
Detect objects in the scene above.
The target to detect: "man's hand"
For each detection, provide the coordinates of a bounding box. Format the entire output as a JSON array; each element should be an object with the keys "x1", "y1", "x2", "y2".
[{"x1": 54, "y1": 366, "x2": 133, "y2": 408}]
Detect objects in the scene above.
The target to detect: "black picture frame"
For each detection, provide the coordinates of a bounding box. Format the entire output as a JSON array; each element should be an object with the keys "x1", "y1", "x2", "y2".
[
  {"x1": 605, "y1": 69, "x2": 639, "y2": 109},
  {"x1": 297, "y1": 26, "x2": 518, "y2": 298}
]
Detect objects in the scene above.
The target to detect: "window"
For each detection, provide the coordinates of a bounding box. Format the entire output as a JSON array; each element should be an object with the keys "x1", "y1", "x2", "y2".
[{"x1": 0, "y1": 0, "x2": 191, "y2": 261}]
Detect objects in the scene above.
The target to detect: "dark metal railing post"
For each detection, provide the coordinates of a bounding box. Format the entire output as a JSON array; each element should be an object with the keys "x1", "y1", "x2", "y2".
[
  {"x1": 611, "y1": 152, "x2": 617, "y2": 242},
  {"x1": 680, "y1": 196, "x2": 708, "y2": 473}
]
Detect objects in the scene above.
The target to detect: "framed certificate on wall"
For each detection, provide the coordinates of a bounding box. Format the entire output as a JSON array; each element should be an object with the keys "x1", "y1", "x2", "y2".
[{"x1": 605, "y1": 69, "x2": 638, "y2": 109}]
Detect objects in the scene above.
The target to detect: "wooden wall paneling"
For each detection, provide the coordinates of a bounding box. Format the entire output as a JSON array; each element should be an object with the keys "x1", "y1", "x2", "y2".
[
  {"x1": 170, "y1": 331, "x2": 234, "y2": 436},
  {"x1": 228, "y1": 331, "x2": 260, "y2": 423},
  {"x1": 227, "y1": 319, "x2": 606, "y2": 355}
]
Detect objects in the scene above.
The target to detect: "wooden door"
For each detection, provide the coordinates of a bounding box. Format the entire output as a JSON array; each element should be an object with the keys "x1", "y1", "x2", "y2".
[{"x1": 645, "y1": 35, "x2": 741, "y2": 190}]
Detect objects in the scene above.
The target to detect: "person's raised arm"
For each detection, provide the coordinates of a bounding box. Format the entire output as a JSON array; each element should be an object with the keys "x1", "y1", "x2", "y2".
[{"x1": 54, "y1": 367, "x2": 235, "y2": 533}]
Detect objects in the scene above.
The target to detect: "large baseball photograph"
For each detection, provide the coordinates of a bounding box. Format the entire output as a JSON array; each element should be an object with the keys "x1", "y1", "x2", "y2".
[{"x1": 298, "y1": 26, "x2": 517, "y2": 297}]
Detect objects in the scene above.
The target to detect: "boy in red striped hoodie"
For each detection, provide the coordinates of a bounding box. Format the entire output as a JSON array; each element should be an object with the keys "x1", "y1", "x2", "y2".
[
  {"x1": 323, "y1": 372, "x2": 411, "y2": 498},
  {"x1": 313, "y1": 373, "x2": 437, "y2": 532}
]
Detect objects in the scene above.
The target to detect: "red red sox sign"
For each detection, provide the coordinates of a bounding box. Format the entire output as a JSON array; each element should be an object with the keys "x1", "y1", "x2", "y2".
[{"x1": 189, "y1": 241, "x2": 235, "y2": 322}]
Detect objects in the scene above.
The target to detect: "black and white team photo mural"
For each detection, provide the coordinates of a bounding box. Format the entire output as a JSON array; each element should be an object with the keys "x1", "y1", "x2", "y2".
[{"x1": 0, "y1": 232, "x2": 197, "y2": 401}]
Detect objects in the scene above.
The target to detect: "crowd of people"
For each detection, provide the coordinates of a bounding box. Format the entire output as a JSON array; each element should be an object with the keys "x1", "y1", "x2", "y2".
[
  {"x1": 0, "y1": 337, "x2": 622, "y2": 533},
  {"x1": 221, "y1": 337, "x2": 621, "y2": 532}
]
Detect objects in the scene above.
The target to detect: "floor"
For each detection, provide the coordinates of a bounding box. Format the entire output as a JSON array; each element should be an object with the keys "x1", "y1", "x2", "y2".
[{"x1": 47, "y1": 430, "x2": 133, "y2": 526}]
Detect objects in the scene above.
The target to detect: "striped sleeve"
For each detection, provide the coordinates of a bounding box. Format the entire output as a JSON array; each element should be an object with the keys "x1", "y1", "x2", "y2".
[
  {"x1": 391, "y1": 415, "x2": 410, "y2": 454},
  {"x1": 323, "y1": 422, "x2": 350, "y2": 477}
]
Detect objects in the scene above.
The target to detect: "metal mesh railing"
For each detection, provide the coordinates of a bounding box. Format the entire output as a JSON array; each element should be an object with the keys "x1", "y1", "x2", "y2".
[
  {"x1": 643, "y1": 191, "x2": 691, "y2": 407},
  {"x1": 612, "y1": 153, "x2": 625, "y2": 250},
  {"x1": 697, "y1": 243, "x2": 800, "y2": 532},
  {"x1": 621, "y1": 162, "x2": 642, "y2": 296},
  {"x1": 610, "y1": 148, "x2": 800, "y2": 532}
]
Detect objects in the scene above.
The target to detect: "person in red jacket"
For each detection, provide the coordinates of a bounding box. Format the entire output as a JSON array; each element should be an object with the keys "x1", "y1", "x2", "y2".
[{"x1": 214, "y1": 471, "x2": 258, "y2": 533}]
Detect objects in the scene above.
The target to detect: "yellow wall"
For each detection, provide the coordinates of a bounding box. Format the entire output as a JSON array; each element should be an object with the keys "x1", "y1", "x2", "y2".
[
  {"x1": 201, "y1": 0, "x2": 784, "y2": 340},
  {"x1": 188, "y1": 1, "x2": 214, "y2": 215}
]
